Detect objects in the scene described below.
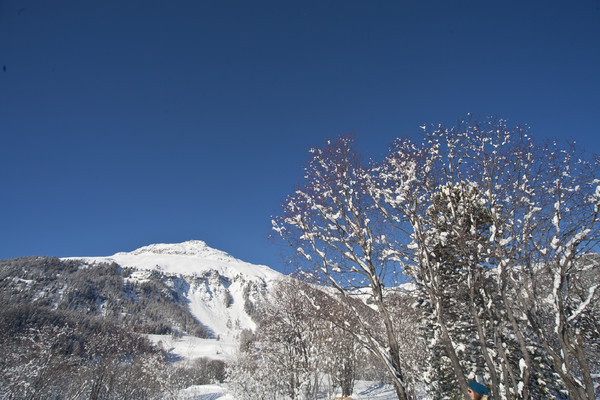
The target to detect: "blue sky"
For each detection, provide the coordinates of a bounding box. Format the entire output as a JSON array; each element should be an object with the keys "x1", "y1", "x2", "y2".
[{"x1": 1, "y1": 1, "x2": 599, "y2": 273}]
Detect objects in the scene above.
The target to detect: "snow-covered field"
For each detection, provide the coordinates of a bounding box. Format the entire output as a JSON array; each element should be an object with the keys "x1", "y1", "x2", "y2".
[
  {"x1": 147, "y1": 334, "x2": 238, "y2": 361},
  {"x1": 178, "y1": 385, "x2": 236, "y2": 400},
  {"x1": 177, "y1": 381, "x2": 398, "y2": 400}
]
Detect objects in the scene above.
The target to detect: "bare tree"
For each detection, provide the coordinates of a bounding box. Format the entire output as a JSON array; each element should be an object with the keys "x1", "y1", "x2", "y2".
[
  {"x1": 272, "y1": 136, "x2": 413, "y2": 400},
  {"x1": 228, "y1": 277, "x2": 362, "y2": 400}
]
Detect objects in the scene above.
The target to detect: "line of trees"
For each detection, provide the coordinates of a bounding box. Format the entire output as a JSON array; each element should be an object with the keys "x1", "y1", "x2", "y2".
[
  {"x1": 0, "y1": 303, "x2": 227, "y2": 399},
  {"x1": 271, "y1": 116, "x2": 600, "y2": 399},
  {"x1": 0, "y1": 304, "x2": 165, "y2": 399},
  {"x1": 227, "y1": 277, "x2": 416, "y2": 400}
]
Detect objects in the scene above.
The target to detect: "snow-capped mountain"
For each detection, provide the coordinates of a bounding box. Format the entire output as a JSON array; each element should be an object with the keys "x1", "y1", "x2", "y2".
[
  {"x1": 79, "y1": 239, "x2": 280, "y2": 282},
  {"x1": 66, "y1": 240, "x2": 283, "y2": 355}
]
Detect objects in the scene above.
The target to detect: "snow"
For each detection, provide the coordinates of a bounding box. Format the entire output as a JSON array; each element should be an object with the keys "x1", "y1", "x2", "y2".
[
  {"x1": 147, "y1": 334, "x2": 237, "y2": 361},
  {"x1": 336, "y1": 381, "x2": 398, "y2": 399},
  {"x1": 177, "y1": 381, "x2": 399, "y2": 400},
  {"x1": 64, "y1": 240, "x2": 283, "y2": 342},
  {"x1": 178, "y1": 385, "x2": 235, "y2": 400},
  {"x1": 73, "y1": 240, "x2": 280, "y2": 282},
  {"x1": 567, "y1": 283, "x2": 599, "y2": 322},
  {"x1": 519, "y1": 358, "x2": 527, "y2": 375}
]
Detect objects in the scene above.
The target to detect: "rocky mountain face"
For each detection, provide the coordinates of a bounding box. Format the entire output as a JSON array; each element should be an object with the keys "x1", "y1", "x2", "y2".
[{"x1": 2, "y1": 241, "x2": 283, "y2": 342}]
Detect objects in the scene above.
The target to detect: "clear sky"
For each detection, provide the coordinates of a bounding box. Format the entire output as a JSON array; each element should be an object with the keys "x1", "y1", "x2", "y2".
[{"x1": 1, "y1": 0, "x2": 599, "y2": 273}]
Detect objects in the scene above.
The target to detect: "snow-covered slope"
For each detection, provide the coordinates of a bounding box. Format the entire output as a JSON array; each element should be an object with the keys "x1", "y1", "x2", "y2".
[
  {"x1": 82, "y1": 240, "x2": 280, "y2": 281},
  {"x1": 68, "y1": 240, "x2": 282, "y2": 347}
]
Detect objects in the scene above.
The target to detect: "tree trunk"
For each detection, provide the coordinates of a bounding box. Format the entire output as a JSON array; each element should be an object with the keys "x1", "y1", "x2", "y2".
[
  {"x1": 469, "y1": 285, "x2": 502, "y2": 400},
  {"x1": 435, "y1": 299, "x2": 469, "y2": 397},
  {"x1": 373, "y1": 278, "x2": 411, "y2": 400}
]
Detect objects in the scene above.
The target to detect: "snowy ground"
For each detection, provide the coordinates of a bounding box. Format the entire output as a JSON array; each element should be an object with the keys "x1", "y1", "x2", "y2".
[
  {"x1": 178, "y1": 385, "x2": 236, "y2": 400},
  {"x1": 177, "y1": 381, "x2": 398, "y2": 400},
  {"x1": 147, "y1": 334, "x2": 237, "y2": 361}
]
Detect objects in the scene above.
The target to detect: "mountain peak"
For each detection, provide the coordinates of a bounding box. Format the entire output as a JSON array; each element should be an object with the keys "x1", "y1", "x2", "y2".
[
  {"x1": 70, "y1": 239, "x2": 281, "y2": 283},
  {"x1": 118, "y1": 240, "x2": 236, "y2": 261}
]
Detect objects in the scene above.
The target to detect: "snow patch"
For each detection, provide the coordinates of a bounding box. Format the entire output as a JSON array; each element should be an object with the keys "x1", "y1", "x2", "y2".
[{"x1": 147, "y1": 334, "x2": 236, "y2": 361}]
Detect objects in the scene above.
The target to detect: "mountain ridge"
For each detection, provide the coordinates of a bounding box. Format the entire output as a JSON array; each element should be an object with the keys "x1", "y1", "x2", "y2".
[
  {"x1": 67, "y1": 240, "x2": 281, "y2": 282},
  {"x1": 117, "y1": 240, "x2": 237, "y2": 260},
  {"x1": 73, "y1": 240, "x2": 283, "y2": 343}
]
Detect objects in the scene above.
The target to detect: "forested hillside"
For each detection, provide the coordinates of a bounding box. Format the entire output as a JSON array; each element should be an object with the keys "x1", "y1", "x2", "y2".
[
  {"x1": 0, "y1": 255, "x2": 246, "y2": 399},
  {"x1": 0, "y1": 256, "x2": 209, "y2": 337}
]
